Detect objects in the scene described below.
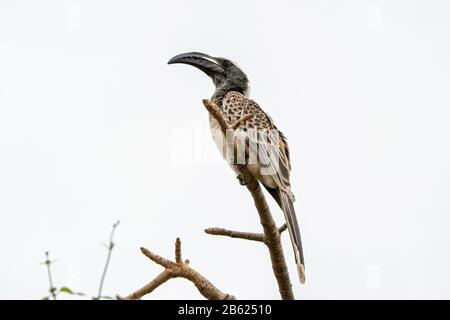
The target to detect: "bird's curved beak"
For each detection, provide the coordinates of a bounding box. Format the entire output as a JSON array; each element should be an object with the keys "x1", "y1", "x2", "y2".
[{"x1": 168, "y1": 52, "x2": 225, "y2": 77}]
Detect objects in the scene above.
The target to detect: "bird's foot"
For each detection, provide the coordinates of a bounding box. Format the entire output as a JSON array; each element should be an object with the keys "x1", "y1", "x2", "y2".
[{"x1": 236, "y1": 175, "x2": 248, "y2": 186}]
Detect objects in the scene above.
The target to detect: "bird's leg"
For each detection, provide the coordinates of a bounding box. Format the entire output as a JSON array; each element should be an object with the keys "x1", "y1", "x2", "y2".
[{"x1": 236, "y1": 174, "x2": 248, "y2": 186}]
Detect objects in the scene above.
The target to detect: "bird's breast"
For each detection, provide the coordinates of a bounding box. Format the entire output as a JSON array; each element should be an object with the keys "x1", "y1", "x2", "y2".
[{"x1": 208, "y1": 114, "x2": 226, "y2": 158}]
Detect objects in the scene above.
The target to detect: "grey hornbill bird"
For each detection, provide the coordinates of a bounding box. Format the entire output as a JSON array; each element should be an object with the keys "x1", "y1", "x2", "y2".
[{"x1": 168, "y1": 52, "x2": 305, "y2": 283}]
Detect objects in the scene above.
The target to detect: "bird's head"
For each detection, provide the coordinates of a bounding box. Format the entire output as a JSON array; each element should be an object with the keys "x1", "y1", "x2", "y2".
[{"x1": 168, "y1": 52, "x2": 249, "y2": 97}]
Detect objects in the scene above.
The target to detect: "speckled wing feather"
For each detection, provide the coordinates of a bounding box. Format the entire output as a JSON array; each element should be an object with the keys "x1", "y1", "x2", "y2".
[{"x1": 221, "y1": 92, "x2": 293, "y2": 197}]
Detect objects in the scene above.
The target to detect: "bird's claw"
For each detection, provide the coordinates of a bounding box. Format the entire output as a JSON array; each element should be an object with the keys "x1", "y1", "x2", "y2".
[{"x1": 236, "y1": 175, "x2": 248, "y2": 186}]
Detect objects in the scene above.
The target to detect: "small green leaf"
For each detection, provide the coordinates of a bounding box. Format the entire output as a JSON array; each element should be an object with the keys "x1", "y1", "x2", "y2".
[
  {"x1": 42, "y1": 296, "x2": 50, "y2": 300},
  {"x1": 59, "y1": 287, "x2": 74, "y2": 294},
  {"x1": 60, "y1": 287, "x2": 86, "y2": 296}
]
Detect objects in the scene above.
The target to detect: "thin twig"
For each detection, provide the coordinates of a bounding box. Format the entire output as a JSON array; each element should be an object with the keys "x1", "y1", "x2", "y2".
[
  {"x1": 278, "y1": 223, "x2": 288, "y2": 233},
  {"x1": 231, "y1": 113, "x2": 254, "y2": 130},
  {"x1": 96, "y1": 220, "x2": 120, "y2": 300},
  {"x1": 202, "y1": 99, "x2": 295, "y2": 300},
  {"x1": 175, "y1": 238, "x2": 182, "y2": 263},
  {"x1": 123, "y1": 270, "x2": 172, "y2": 300},
  {"x1": 44, "y1": 251, "x2": 57, "y2": 300},
  {"x1": 204, "y1": 223, "x2": 288, "y2": 243},
  {"x1": 205, "y1": 227, "x2": 264, "y2": 242},
  {"x1": 123, "y1": 238, "x2": 235, "y2": 300}
]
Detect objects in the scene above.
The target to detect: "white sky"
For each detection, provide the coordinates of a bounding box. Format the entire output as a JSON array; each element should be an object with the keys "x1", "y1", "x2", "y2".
[{"x1": 0, "y1": 0, "x2": 449, "y2": 299}]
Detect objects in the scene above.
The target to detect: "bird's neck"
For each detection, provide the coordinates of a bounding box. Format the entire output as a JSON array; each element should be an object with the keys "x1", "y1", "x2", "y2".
[
  {"x1": 211, "y1": 84, "x2": 249, "y2": 108},
  {"x1": 211, "y1": 87, "x2": 228, "y2": 108}
]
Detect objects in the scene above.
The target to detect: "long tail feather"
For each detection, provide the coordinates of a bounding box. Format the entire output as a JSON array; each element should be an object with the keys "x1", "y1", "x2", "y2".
[{"x1": 280, "y1": 191, "x2": 305, "y2": 284}]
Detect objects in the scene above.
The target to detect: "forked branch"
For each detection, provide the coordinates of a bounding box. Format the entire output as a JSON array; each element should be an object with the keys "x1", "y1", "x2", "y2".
[{"x1": 123, "y1": 238, "x2": 235, "y2": 300}]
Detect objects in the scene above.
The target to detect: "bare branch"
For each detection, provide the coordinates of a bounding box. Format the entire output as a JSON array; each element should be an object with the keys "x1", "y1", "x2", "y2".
[
  {"x1": 140, "y1": 247, "x2": 177, "y2": 269},
  {"x1": 43, "y1": 251, "x2": 57, "y2": 300},
  {"x1": 202, "y1": 99, "x2": 295, "y2": 300},
  {"x1": 205, "y1": 227, "x2": 264, "y2": 242},
  {"x1": 202, "y1": 99, "x2": 231, "y2": 130},
  {"x1": 124, "y1": 238, "x2": 235, "y2": 300},
  {"x1": 204, "y1": 223, "x2": 288, "y2": 244},
  {"x1": 175, "y1": 237, "x2": 182, "y2": 263},
  {"x1": 96, "y1": 220, "x2": 120, "y2": 300},
  {"x1": 123, "y1": 270, "x2": 172, "y2": 300},
  {"x1": 279, "y1": 223, "x2": 288, "y2": 233},
  {"x1": 231, "y1": 113, "x2": 254, "y2": 130},
  {"x1": 245, "y1": 175, "x2": 294, "y2": 300}
]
